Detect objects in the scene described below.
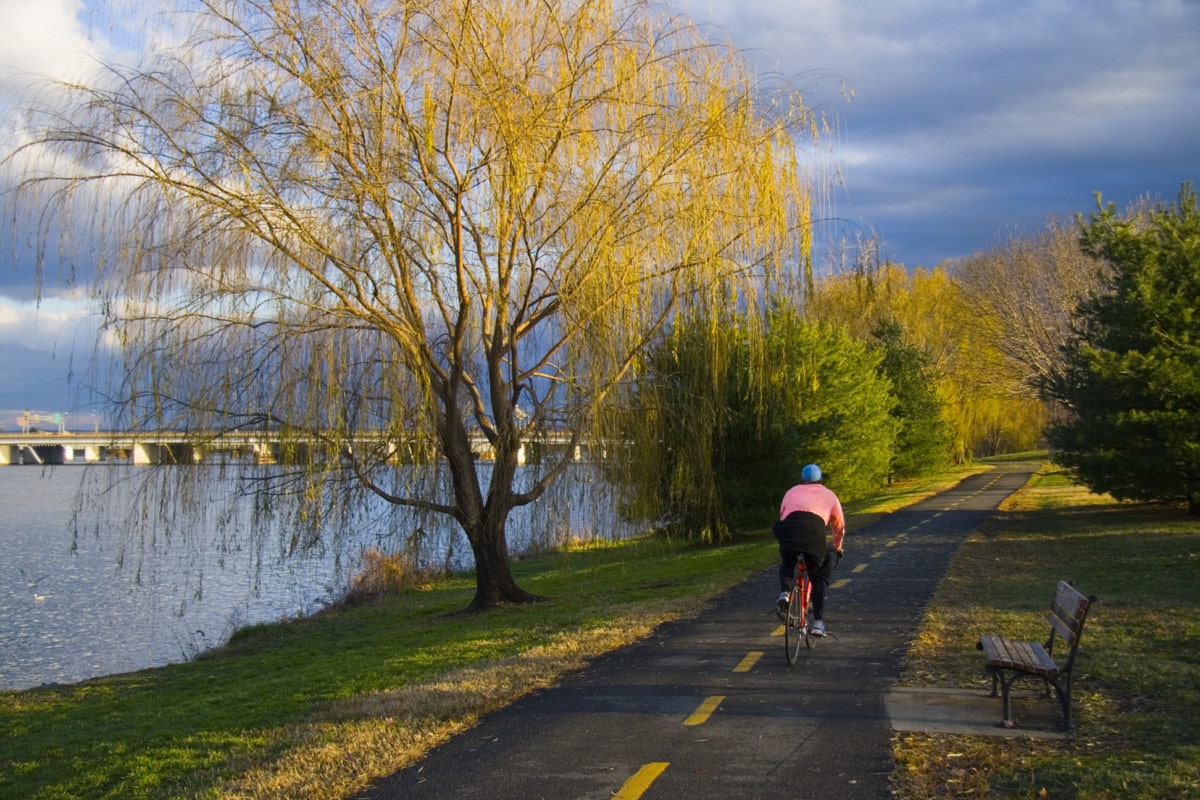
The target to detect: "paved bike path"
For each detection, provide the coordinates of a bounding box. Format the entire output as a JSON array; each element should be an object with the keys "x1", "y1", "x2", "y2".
[{"x1": 356, "y1": 465, "x2": 1036, "y2": 800}]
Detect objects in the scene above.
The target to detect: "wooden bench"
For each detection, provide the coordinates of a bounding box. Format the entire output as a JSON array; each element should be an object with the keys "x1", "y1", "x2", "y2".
[{"x1": 977, "y1": 580, "x2": 1097, "y2": 729}]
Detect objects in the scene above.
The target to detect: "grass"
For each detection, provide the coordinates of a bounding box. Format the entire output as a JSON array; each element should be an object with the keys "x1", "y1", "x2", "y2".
[
  {"x1": 9, "y1": 459, "x2": 1193, "y2": 799},
  {"x1": 892, "y1": 464, "x2": 1200, "y2": 799}
]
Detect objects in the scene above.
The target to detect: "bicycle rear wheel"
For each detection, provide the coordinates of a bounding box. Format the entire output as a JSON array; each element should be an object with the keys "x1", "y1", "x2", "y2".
[{"x1": 784, "y1": 583, "x2": 805, "y2": 665}]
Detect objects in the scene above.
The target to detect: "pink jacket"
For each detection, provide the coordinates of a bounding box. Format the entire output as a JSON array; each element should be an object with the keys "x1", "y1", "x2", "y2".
[{"x1": 779, "y1": 483, "x2": 845, "y2": 550}]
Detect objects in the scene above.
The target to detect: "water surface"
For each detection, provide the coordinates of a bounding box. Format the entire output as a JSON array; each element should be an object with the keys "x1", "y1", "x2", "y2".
[{"x1": 0, "y1": 464, "x2": 625, "y2": 691}]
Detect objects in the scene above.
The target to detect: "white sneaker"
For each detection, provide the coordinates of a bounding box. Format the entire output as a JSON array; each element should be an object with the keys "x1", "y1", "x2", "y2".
[
  {"x1": 777, "y1": 591, "x2": 789, "y2": 614},
  {"x1": 810, "y1": 619, "x2": 826, "y2": 637}
]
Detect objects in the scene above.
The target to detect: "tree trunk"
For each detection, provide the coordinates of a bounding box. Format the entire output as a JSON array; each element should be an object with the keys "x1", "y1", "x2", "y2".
[
  {"x1": 1188, "y1": 473, "x2": 1199, "y2": 516},
  {"x1": 439, "y1": 409, "x2": 544, "y2": 610},
  {"x1": 464, "y1": 514, "x2": 546, "y2": 610}
]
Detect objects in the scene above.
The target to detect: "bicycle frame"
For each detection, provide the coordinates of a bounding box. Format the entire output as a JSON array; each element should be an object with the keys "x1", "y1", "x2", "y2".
[{"x1": 784, "y1": 561, "x2": 814, "y2": 665}]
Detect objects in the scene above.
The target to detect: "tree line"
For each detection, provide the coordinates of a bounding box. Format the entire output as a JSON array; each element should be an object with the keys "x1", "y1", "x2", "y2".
[{"x1": 626, "y1": 183, "x2": 1200, "y2": 539}]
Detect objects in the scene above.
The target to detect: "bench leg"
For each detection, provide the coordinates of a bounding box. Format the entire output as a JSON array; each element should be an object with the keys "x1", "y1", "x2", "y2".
[
  {"x1": 1049, "y1": 679, "x2": 1071, "y2": 729},
  {"x1": 987, "y1": 668, "x2": 1017, "y2": 727},
  {"x1": 998, "y1": 673, "x2": 1016, "y2": 727}
]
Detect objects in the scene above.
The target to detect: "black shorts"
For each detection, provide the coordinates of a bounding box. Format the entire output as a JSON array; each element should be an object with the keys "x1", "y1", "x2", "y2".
[{"x1": 772, "y1": 510, "x2": 829, "y2": 559}]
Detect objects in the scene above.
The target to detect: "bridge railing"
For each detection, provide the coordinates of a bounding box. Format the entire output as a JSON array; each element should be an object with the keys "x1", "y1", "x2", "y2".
[{"x1": 0, "y1": 430, "x2": 604, "y2": 466}]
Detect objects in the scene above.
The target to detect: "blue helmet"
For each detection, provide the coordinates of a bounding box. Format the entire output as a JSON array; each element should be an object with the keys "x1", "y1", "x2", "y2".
[{"x1": 801, "y1": 463, "x2": 822, "y2": 483}]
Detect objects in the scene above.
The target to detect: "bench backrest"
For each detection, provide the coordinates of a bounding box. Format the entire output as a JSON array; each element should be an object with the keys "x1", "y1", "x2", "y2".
[{"x1": 1046, "y1": 580, "x2": 1093, "y2": 650}]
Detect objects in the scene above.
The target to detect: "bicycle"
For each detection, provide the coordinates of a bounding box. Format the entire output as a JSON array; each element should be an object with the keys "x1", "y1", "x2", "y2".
[{"x1": 782, "y1": 550, "x2": 841, "y2": 665}]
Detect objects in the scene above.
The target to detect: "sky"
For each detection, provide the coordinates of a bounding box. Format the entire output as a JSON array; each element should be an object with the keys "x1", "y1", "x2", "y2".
[
  {"x1": 673, "y1": 0, "x2": 1200, "y2": 266},
  {"x1": 1, "y1": 0, "x2": 1199, "y2": 429}
]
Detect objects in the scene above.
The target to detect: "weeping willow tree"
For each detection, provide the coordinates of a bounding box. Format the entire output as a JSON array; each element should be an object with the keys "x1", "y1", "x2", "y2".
[
  {"x1": 8, "y1": 0, "x2": 819, "y2": 609},
  {"x1": 613, "y1": 307, "x2": 750, "y2": 542}
]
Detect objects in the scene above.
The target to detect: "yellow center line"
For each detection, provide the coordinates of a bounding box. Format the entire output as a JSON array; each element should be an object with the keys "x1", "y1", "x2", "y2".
[
  {"x1": 852, "y1": 563, "x2": 868, "y2": 573},
  {"x1": 613, "y1": 762, "x2": 669, "y2": 800},
  {"x1": 733, "y1": 651, "x2": 762, "y2": 672},
  {"x1": 871, "y1": 550, "x2": 885, "y2": 558},
  {"x1": 771, "y1": 624, "x2": 785, "y2": 637},
  {"x1": 684, "y1": 695, "x2": 725, "y2": 726},
  {"x1": 831, "y1": 578, "x2": 850, "y2": 589}
]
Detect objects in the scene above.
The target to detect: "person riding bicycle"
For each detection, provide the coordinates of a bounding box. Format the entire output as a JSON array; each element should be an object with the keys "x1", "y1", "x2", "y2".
[{"x1": 773, "y1": 463, "x2": 845, "y2": 637}]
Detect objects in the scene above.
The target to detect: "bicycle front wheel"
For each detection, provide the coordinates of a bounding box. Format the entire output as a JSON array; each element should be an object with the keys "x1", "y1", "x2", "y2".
[{"x1": 785, "y1": 584, "x2": 805, "y2": 665}]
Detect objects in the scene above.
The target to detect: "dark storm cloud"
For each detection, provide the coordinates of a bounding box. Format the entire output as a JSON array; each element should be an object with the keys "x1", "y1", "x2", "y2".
[{"x1": 675, "y1": 0, "x2": 1200, "y2": 267}]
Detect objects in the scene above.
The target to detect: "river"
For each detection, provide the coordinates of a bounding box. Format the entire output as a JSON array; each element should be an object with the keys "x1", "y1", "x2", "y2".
[{"x1": 0, "y1": 463, "x2": 628, "y2": 692}]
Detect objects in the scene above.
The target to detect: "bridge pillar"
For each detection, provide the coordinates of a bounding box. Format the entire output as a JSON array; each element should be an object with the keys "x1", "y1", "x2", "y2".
[
  {"x1": 132, "y1": 443, "x2": 155, "y2": 465},
  {"x1": 253, "y1": 442, "x2": 278, "y2": 464}
]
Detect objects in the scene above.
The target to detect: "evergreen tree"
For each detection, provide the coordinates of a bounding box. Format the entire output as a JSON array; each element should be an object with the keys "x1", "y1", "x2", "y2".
[
  {"x1": 1043, "y1": 183, "x2": 1200, "y2": 515},
  {"x1": 872, "y1": 320, "x2": 953, "y2": 479},
  {"x1": 764, "y1": 308, "x2": 898, "y2": 502}
]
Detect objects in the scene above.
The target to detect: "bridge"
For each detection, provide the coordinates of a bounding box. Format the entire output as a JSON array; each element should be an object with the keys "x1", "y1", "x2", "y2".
[
  {"x1": 0, "y1": 430, "x2": 592, "y2": 466},
  {"x1": 1, "y1": 431, "x2": 285, "y2": 466}
]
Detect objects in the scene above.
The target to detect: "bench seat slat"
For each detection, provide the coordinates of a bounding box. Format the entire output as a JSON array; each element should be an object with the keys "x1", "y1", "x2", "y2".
[{"x1": 979, "y1": 634, "x2": 1059, "y2": 676}]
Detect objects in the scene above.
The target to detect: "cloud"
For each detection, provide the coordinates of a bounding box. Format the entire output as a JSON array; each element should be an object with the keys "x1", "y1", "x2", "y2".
[
  {"x1": 0, "y1": 294, "x2": 88, "y2": 349},
  {"x1": 673, "y1": 0, "x2": 1200, "y2": 268},
  {"x1": 0, "y1": 293, "x2": 107, "y2": 427},
  {"x1": 3, "y1": 0, "x2": 1200, "y2": 420},
  {"x1": 0, "y1": 0, "x2": 107, "y2": 97},
  {"x1": 0, "y1": 1, "x2": 188, "y2": 422},
  {"x1": 1, "y1": 1, "x2": 111, "y2": 303}
]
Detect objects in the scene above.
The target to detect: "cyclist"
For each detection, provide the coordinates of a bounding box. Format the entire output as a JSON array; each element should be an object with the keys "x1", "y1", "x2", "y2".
[{"x1": 773, "y1": 463, "x2": 845, "y2": 636}]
